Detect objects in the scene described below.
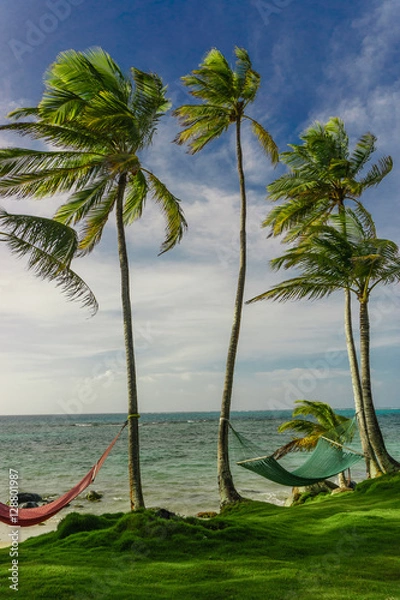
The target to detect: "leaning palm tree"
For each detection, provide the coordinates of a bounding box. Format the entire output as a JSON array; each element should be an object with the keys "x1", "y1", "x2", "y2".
[
  {"x1": 0, "y1": 208, "x2": 97, "y2": 313},
  {"x1": 249, "y1": 212, "x2": 400, "y2": 474},
  {"x1": 0, "y1": 48, "x2": 187, "y2": 509},
  {"x1": 263, "y1": 117, "x2": 393, "y2": 477},
  {"x1": 173, "y1": 47, "x2": 278, "y2": 505}
]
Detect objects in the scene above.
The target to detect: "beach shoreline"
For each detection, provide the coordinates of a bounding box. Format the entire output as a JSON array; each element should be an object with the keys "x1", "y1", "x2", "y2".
[{"x1": 0, "y1": 520, "x2": 57, "y2": 547}]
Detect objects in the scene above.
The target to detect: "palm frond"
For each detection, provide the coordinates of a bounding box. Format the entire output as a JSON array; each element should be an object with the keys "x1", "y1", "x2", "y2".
[
  {"x1": 144, "y1": 171, "x2": 188, "y2": 253},
  {"x1": 173, "y1": 104, "x2": 231, "y2": 128},
  {"x1": 349, "y1": 132, "x2": 376, "y2": 175},
  {"x1": 263, "y1": 195, "x2": 332, "y2": 237},
  {"x1": 173, "y1": 110, "x2": 231, "y2": 154},
  {"x1": 358, "y1": 156, "x2": 393, "y2": 188},
  {"x1": 233, "y1": 47, "x2": 260, "y2": 101},
  {"x1": 131, "y1": 68, "x2": 170, "y2": 133},
  {"x1": 7, "y1": 107, "x2": 40, "y2": 120},
  {"x1": 273, "y1": 438, "x2": 318, "y2": 459},
  {"x1": 0, "y1": 163, "x2": 104, "y2": 200},
  {"x1": 0, "y1": 120, "x2": 109, "y2": 152},
  {"x1": 351, "y1": 202, "x2": 376, "y2": 238},
  {"x1": 78, "y1": 187, "x2": 119, "y2": 254},
  {"x1": 54, "y1": 178, "x2": 113, "y2": 226},
  {"x1": 245, "y1": 117, "x2": 279, "y2": 164},
  {"x1": 123, "y1": 171, "x2": 148, "y2": 226},
  {"x1": 247, "y1": 275, "x2": 337, "y2": 304},
  {"x1": 0, "y1": 209, "x2": 97, "y2": 314}
]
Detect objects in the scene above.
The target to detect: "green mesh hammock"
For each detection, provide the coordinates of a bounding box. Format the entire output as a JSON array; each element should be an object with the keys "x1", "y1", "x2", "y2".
[{"x1": 230, "y1": 419, "x2": 364, "y2": 487}]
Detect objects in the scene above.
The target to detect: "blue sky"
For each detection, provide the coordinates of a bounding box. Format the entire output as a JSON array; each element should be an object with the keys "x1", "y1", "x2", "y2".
[{"x1": 0, "y1": 0, "x2": 399, "y2": 415}]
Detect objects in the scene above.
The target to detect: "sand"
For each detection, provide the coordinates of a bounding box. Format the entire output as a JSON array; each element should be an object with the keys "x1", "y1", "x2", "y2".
[{"x1": 0, "y1": 518, "x2": 59, "y2": 547}]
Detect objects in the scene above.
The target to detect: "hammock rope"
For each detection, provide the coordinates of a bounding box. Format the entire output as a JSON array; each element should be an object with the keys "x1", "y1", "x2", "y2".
[
  {"x1": 0, "y1": 420, "x2": 127, "y2": 527},
  {"x1": 230, "y1": 419, "x2": 364, "y2": 487}
]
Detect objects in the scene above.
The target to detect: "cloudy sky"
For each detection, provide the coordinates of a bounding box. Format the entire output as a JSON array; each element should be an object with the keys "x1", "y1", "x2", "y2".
[{"x1": 0, "y1": 0, "x2": 399, "y2": 416}]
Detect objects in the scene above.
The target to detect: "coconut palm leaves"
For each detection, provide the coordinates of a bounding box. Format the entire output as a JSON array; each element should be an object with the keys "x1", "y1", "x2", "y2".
[
  {"x1": 0, "y1": 49, "x2": 186, "y2": 256},
  {"x1": 174, "y1": 47, "x2": 278, "y2": 506},
  {"x1": 251, "y1": 212, "x2": 400, "y2": 304},
  {"x1": 265, "y1": 117, "x2": 392, "y2": 239},
  {"x1": 174, "y1": 48, "x2": 278, "y2": 160},
  {"x1": 0, "y1": 47, "x2": 187, "y2": 510},
  {"x1": 274, "y1": 400, "x2": 351, "y2": 459},
  {"x1": 0, "y1": 209, "x2": 97, "y2": 313}
]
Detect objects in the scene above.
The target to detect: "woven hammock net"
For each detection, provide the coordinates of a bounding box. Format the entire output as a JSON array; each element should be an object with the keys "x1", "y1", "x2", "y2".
[{"x1": 230, "y1": 418, "x2": 363, "y2": 487}]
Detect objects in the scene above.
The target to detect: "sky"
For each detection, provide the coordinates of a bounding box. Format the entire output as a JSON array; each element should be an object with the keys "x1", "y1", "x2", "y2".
[{"x1": 0, "y1": 0, "x2": 399, "y2": 416}]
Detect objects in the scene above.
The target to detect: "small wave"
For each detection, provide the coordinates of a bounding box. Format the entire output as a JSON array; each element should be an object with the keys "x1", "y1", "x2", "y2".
[{"x1": 74, "y1": 423, "x2": 93, "y2": 427}]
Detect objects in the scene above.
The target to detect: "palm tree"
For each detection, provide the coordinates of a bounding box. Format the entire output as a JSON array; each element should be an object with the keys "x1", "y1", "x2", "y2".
[
  {"x1": 0, "y1": 208, "x2": 97, "y2": 313},
  {"x1": 248, "y1": 212, "x2": 400, "y2": 474},
  {"x1": 173, "y1": 47, "x2": 278, "y2": 505},
  {"x1": 0, "y1": 48, "x2": 187, "y2": 509},
  {"x1": 262, "y1": 117, "x2": 393, "y2": 477}
]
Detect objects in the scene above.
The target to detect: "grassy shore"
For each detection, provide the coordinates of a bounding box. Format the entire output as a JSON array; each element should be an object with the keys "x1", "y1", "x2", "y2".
[{"x1": 0, "y1": 473, "x2": 399, "y2": 599}]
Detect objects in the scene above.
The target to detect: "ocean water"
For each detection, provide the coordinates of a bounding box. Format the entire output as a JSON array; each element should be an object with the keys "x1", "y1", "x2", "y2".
[{"x1": 1, "y1": 410, "x2": 399, "y2": 529}]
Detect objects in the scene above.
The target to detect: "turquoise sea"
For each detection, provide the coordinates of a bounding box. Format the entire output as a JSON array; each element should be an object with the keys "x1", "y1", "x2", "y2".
[{"x1": 1, "y1": 410, "x2": 399, "y2": 529}]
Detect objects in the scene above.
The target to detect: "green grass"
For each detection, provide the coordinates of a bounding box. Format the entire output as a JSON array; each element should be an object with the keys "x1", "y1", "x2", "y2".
[{"x1": 1, "y1": 474, "x2": 400, "y2": 599}]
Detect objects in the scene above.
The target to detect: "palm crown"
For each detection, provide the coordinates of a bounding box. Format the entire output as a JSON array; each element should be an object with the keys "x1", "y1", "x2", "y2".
[
  {"x1": 264, "y1": 117, "x2": 392, "y2": 239},
  {"x1": 249, "y1": 212, "x2": 400, "y2": 305},
  {"x1": 274, "y1": 400, "x2": 351, "y2": 459},
  {"x1": 173, "y1": 47, "x2": 278, "y2": 161},
  {"x1": 0, "y1": 47, "x2": 186, "y2": 254}
]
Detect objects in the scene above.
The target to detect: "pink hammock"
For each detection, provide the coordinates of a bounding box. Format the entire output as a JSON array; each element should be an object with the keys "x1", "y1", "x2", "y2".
[{"x1": 0, "y1": 421, "x2": 127, "y2": 527}]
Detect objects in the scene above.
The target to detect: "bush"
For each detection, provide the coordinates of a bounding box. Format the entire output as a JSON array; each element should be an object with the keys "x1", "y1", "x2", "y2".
[{"x1": 56, "y1": 512, "x2": 121, "y2": 539}]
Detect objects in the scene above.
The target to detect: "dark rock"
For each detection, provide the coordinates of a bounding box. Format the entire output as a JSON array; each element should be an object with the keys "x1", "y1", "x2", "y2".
[
  {"x1": 17, "y1": 492, "x2": 43, "y2": 504},
  {"x1": 21, "y1": 501, "x2": 40, "y2": 509},
  {"x1": 154, "y1": 508, "x2": 176, "y2": 520},
  {"x1": 85, "y1": 491, "x2": 103, "y2": 501}
]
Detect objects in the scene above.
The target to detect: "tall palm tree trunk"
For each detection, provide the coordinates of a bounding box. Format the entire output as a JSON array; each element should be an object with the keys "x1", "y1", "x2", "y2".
[
  {"x1": 344, "y1": 289, "x2": 379, "y2": 477},
  {"x1": 359, "y1": 299, "x2": 399, "y2": 473},
  {"x1": 115, "y1": 174, "x2": 145, "y2": 509},
  {"x1": 217, "y1": 118, "x2": 246, "y2": 506}
]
